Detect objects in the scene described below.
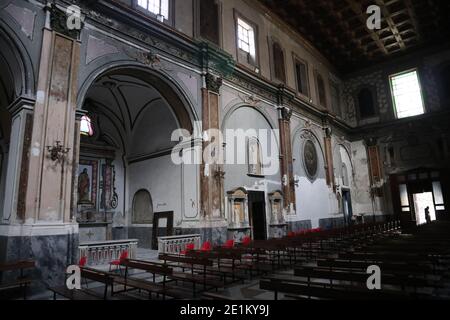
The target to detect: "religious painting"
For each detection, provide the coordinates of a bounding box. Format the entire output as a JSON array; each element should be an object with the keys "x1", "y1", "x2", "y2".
[
  {"x1": 303, "y1": 140, "x2": 318, "y2": 180},
  {"x1": 248, "y1": 137, "x2": 263, "y2": 176},
  {"x1": 78, "y1": 160, "x2": 98, "y2": 207}
]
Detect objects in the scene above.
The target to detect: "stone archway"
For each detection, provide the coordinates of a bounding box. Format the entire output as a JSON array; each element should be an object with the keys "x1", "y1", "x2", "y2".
[{"x1": 75, "y1": 66, "x2": 197, "y2": 248}]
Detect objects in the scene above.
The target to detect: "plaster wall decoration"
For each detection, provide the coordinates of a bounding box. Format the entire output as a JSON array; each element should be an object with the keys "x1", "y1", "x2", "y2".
[
  {"x1": 303, "y1": 139, "x2": 318, "y2": 180},
  {"x1": 124, "y1": 47, "x2": 163, "y2": 69},
  {"x1": 4, "y1": 3, "x2": 36, "y2": 40},
  {"x1": 86, "y1": 35, "x2": 120, "y2": 65},
  {"x1": 238, "y1": 93, "x2": 262, "y2": 107}
]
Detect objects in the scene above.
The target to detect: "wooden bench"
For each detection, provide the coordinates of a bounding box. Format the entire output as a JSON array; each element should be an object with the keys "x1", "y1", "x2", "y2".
[
  {"x1": 260, "y1": 277, "x2": 412, "y2": 300},
  {"x1": 186, "y1": 250, "x2": 247, "y2": 284},
  {"x1": 49, "y1": 268, "x2": 115, "y2": 300},
  {"x1": 158, "y1": 254, "x2": 223, "y2": 297},
  {"x1": 111, "y1": 259, "x2": 190, "y2": 300},
  {"x1": 0, "y1": 260, "x2": 35, "y2": 300},
  {"x1": 293, "y1": 266, "x2": 440, "y2": 294}
]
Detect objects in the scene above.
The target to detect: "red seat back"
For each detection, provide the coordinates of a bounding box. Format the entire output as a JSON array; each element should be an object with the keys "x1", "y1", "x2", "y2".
[
  {"x1": 119, "y1": 250, "x2": 129, "y2": 261},
  {"x1": 201, "y1": 241, "x2": 212, "y2": 251},
  {"x1": 186, "y1": 243, "x2": 195, "y2": 251},
  {"x1": 78, "y1": 256, "x2": 87, "y2": 267},
  {"x1": 242, "y1": 236, "x2": 251, "y2": 246},
  {"x1": 288, "y1": 232, "x2": 296, "y2": 238},
  {"x1": 224, "y1": 240, "x2": 234, "y2": 248}
]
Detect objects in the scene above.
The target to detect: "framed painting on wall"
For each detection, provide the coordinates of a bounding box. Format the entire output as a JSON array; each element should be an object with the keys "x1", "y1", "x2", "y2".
[{"x1": 78, "y1": 160, "x2": 98, "y2": 208}]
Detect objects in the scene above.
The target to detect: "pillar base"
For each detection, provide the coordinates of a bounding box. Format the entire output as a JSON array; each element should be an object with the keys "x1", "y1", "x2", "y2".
[{"x1": 0, "y1": 223, "x2": 79, "y2": 292}]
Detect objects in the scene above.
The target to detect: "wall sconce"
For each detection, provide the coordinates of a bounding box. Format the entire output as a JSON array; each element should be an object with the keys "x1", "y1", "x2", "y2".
[
  {"x1": 291, "y1": 175, "x2": 300, "y2": 188},
  {"x1": 46, "y1": 141, "x2": 70, "y2": 162},
  {"x1": 214, "y1": 167, "x2": 226, "y2": 181}
]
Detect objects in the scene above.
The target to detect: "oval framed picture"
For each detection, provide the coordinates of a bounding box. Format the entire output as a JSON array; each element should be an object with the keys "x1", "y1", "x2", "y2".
[{"x1": 303, "y1": 139, "x2": 318, "y2": 181}]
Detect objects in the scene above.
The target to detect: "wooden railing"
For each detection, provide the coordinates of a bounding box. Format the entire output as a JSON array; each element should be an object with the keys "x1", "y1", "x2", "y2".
[
  {"x1": 158, "y1": 234, "x2": 202, "y2": 255},
  {"x1": 78, "y1": 239, "x2": 139, "y2": 266}
]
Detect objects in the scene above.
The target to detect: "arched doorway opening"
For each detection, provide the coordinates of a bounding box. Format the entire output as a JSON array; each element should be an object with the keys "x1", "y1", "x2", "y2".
[
  {"x1": 76, "y1": 66, "x2": 196, "y2": 249},
  {"x1": 0, "y1": 31, "x2": 18, "y2": 221}
]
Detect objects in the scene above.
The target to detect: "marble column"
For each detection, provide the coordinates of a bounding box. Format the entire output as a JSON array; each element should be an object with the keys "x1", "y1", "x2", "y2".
[
  {"x1": 323, "y1": 126, "x2": 334, "y2": 188},
  {"x1": 0, "y1": 3, "x2": 82, "y2": 288},
  {"x1": 25, "y1": 9, "x2": 80, "y2": 224},
  {"x1": 277, "y1": 105, "x2": 295, "y2": 212},
  {"x1": 200, "y1": 73, "x2": 224, "y2": 219}
]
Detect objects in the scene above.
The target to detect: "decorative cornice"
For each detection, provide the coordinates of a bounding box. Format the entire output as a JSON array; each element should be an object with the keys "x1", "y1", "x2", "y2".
[
  {"x1": 278, "y1": 106, "x2": 293, "y2": 122},
  {"x1": 50, "y1": 3, "x2": 83, "y2": 39},
  {"x1": 205, "y1": 73, "x2": 223, "y2": 94},
  {"x1": 198, "y1": 41, "x2": 235, "y2": 77}
]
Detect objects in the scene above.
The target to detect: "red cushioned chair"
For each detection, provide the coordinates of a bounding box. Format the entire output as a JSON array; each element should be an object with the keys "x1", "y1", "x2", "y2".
[
  {"x1": 241, "y1": 236, "x2": 252, "y2": 246},
  {"x1": 223, "y1": 239, "x2": 235, "y2": 249},
  {"x1": 200, "y1": 241, "x2": 212, "y2": 252},
  {"x1": 288, "y1": 232, "x2": 296, "y2": 238},
  {"x1": 180, "y1": 243, "x2": 195, "y2": 255},
  {"x1": 78, "y1": 256, "x2": 87, "y2": 267},
  {"x1": 109, "y1": 250, "x2": 128, "y2": 274}
]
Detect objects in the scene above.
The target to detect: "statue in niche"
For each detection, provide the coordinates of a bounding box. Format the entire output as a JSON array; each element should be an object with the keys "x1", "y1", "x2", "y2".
[
  {"x1": 233, "y1": 202, "x2": 244, "y2": 225},
  {"x1": 248, "y1": 137, "x2": 262, "y2": 176},
  {"x1": 78, "y1": 168, "x2": 91, "y2": 203},
  {"x1": 272, "y1": 201, "x2": 282, "y2": 222}
]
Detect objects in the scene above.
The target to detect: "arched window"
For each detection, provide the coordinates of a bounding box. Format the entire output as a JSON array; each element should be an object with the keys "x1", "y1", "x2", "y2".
[
  {"x1": 248, "y1": 137, "x2": 263, "y2": 176},
  {"x1": 132, "y1": 189, "x2": 154, "y2": 224},
  {"x1": 317, "y1": 74, "x2": 327, "y2": 107},
  {"x1": 357, "y1": 88, "x2": 376, "y2": 119},
  {"x1": 80, "y1": 115, "x2": 94, "y2": 137}
]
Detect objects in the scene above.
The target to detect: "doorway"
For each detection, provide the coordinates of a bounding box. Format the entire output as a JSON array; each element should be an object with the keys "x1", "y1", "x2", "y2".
[
  {"x1": 413, "y1": 192, "x2": 436, "y2": 225},
  {"x1": 152, "y1": 211, "x2": 174, "y2": 250},
  {"x1": 248, "y1": 191, "x2": 267, "y2": 240},
  {"x1": 342, "y1": 189, "x2": 353, "y2": 225}
]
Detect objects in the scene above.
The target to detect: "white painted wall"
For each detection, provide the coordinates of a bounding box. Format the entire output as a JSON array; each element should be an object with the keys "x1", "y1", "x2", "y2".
[
  {"x1": 292, "y1": 123, "x2": 336, "y2": 227},
  {"x1": 126, "y1": 155, "x2": 184, "y2": 227}
]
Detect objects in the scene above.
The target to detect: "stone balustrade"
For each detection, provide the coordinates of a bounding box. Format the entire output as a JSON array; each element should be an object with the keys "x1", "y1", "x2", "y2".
[
  {"x1": 78, "y1": 239, "x2": 139, "y2": 266},
  {"x1": 158, "y1": 234, "x2": 202, "y2": 255}
]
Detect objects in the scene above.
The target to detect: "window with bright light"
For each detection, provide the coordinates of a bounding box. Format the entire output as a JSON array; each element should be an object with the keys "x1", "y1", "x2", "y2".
[
  {"x1": 390, "y1": 70, "x2": 425, "y2": 119},
  {"x1": 137, "y1": 0, "x2": 169, "y2": 20},
  {"x1": 237, "y1": 18, "x2": 256, "y2": 59},
  {"x1": 80, "y1": 116, "x2": 94, "y2": 137}
]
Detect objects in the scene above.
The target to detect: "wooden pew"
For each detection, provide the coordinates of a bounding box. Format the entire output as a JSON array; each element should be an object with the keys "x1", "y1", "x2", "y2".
[
  {"x1": 186, "y1": 250, "x2": 247, "y2": 284},
  {"x1": 158, "y1": 254, "x2": 223, "y2": 297},
  {"x1": 260, "y1": 277, "x2": 411, "y2": 300},
  {"x1": 0, "y1": 260, "x2": 35, "y2": 300},
  {"x1": 110, "y1": 259, "x2": 189, "y2": 300},
  {"x1": 49, "y1": 268, "x2": 115, "y2": 300},
  {"x1": 293, "y1": 266, "x2": 440, "y2": 294}
]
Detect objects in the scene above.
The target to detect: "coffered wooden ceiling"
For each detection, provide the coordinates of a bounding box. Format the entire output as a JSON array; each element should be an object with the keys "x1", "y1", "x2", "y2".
[{"x1": 259, "y1": 0, "x2": 450, "y2": 73}]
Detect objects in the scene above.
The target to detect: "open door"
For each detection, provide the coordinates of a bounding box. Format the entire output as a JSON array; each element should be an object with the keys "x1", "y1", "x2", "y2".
[
  {"x1": 152, "y1": 211, "x2": 174, "y2": 250},
  {"x1": 248, "y1": 191, "x2": 267, "y2": 240}
]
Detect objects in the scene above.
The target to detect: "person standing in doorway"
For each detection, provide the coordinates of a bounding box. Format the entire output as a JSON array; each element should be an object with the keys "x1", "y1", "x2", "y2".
[{"x1": 425, "y1": 207, "x2": 431, "y2": 224}]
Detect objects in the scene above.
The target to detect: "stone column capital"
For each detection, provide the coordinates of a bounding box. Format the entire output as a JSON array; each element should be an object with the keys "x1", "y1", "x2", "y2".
[{"x1": 7, "y1": 96, "x2": 35, "y2": 117}]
